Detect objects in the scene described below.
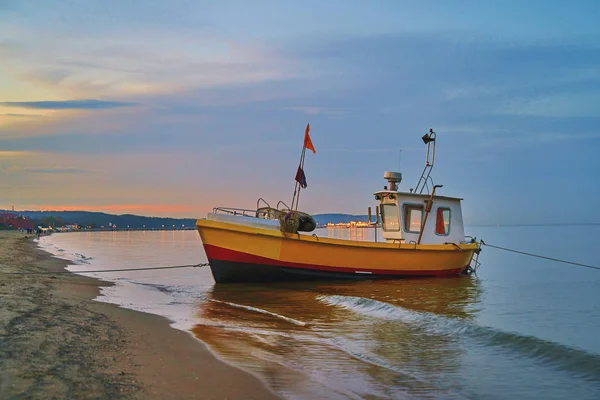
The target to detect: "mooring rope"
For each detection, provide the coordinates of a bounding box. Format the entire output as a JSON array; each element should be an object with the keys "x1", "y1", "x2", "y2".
[
  {"x1": 2, "y1": 263, "x2": 209, "y2": 275},
  {"x1": 480, "y1": 240, "x2": 600, "y2": 271}
]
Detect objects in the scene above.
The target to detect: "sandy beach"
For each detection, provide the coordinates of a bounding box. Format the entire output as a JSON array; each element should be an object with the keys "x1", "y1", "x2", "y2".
[{"x1": 0, "y1": 231, "x2": 280, "y2": 400}]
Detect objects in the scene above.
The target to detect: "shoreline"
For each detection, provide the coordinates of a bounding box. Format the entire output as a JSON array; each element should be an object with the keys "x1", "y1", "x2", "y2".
[{"x1": 0, "y1": 231, "x2": 281, "y2": 399}]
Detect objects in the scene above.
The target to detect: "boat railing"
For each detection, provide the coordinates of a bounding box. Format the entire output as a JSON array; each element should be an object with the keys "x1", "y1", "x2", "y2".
[
  {"x1": 212, "y1": 207, "x2": 257, "y2": 217},
  {"x1": 256, "y1": 197, "x2": 271, "y2": 210},
  {"x1": 276, "y1": 200, "x2": 291, "y2": 211},
  {"x1": 463, "y1": 236, "x2": 478, "y2": 244},
  {"x1": 213, "y1": 199, "x2": 295, "y2": 220}
]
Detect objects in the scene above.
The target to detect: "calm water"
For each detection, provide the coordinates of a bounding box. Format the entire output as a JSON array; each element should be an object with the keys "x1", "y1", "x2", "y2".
[{"x1": 38, "y1": 226, "x2": 600, "y2": 400}]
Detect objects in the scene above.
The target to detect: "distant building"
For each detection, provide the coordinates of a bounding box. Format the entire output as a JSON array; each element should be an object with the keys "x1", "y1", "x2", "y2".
[
  {"x1": 324, "y1": 221, "x2": 373, "y2": 228},
  {"x1": 0, "y1": 213, "x2": 35, "y2": 230}
]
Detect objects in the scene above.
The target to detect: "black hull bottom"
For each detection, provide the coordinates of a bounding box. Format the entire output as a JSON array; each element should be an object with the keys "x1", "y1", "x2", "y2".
[{"x1": 208, "y1": 259, "x2": 452, "y2": 283}]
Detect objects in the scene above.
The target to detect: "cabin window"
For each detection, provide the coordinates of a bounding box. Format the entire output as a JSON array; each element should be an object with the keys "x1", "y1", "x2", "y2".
[
  {"x1": 435, "y1": 207, "x2": 451, "y2": 235},
  {"x1": 381, "y1": 204, "x2": 400, "y2": 231},
  {"x1": 403, "y1": 204, "x2": 424, "y2": 233}
]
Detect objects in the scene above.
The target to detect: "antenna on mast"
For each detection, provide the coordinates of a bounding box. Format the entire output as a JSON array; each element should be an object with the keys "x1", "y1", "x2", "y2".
[{"x1": 397, "y1": 149, "x2": 402, "y2": 171}]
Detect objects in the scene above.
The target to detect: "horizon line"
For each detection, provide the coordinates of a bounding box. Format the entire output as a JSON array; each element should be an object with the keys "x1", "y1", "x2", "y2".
[{"x1": 2, "y1": 209, "x2": 599, "y2": 227}]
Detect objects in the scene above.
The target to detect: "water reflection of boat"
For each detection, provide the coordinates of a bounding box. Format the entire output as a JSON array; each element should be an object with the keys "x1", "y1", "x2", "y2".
[
  {"x1": 196, "y1": 127, "x2": 482, "y2": 283},
  {"x1": 198, "y1": 277, "x2": 482, "y2": 325},
  {"x1": 191, "y1": 278, "x2": 483, "y2": 399}
]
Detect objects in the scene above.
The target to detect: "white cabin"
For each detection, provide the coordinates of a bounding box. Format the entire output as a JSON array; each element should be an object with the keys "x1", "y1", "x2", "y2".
[{"x1": 374, "y1": 172, "x2": 466, "y2": 245}]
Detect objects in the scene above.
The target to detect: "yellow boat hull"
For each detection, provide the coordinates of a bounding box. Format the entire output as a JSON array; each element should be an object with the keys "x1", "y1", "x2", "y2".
[{"x1": 196, "y1": 218, "x2": 479, "y2": 283}]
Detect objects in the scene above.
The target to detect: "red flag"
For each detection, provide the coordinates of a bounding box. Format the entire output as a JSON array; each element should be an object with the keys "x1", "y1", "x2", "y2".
[{"x1": 303, "y1": 123, "x2": 316, "y2": 154}]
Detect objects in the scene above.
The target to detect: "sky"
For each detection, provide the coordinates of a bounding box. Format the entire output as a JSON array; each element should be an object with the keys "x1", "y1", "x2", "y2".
[{"x1": 1, "y1": 0, "x2": 599, "y2": 225}]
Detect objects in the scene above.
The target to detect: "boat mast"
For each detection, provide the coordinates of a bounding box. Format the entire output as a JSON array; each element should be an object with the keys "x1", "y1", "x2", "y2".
[
  {"x1": 291, "y1": 123, "x2": 311, "y2": 211},
  {"x1": 290, "y1": 123, "x2": 315, "y2": 211},
  {"x1": 414, "y1": 129, "x2": 437, "y2": 194},
  {"x1": 291, "y1": 144, "x2": 306, "y2": 211}
]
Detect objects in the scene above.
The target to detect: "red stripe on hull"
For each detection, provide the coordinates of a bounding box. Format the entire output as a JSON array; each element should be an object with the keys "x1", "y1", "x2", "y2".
[{"x1": 203, "y1": 244, "x2": 465, "y2": 277}]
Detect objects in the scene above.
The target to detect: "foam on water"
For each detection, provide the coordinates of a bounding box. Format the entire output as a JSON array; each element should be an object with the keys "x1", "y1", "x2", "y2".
[
  {"x1": 94, "y1": 282, "x2": 202, "y2": 331},
  {"x1": 208, "y1": 299, "x2": 308, "y2": 327}
]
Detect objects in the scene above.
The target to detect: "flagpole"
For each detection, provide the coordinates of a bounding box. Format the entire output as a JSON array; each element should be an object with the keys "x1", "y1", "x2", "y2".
[
  {"x1": 291, "y1": 123, "x2": 312, "y2": 211},
  {"x1": 291, "y1": 145, "x2": 306, "y2": 210},
  {"x1": 291, "y1": 182, "x2": 298, "y2": 211},
  {"x1": 294, "y1": 147, "x2": 307, "y2": 211}
]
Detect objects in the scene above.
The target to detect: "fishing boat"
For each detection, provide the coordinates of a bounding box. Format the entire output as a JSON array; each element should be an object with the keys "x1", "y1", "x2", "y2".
[{"x1": 196, "y1": 126, "x2": 482, "y2": 283}]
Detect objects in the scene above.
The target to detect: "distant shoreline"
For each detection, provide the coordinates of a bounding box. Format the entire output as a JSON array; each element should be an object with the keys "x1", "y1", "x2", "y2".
[
  {"x1": 2, "y1": 209, "x2": 598, "y2": 231},
  {"x1": 465, "y1": 223, "x2": 600, "y2": 227}
]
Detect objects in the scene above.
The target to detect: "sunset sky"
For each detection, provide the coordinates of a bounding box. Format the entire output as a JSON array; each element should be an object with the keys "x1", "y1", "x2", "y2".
[{"x1": 1, "y1": 0, "x2": 599, "y2": 224}]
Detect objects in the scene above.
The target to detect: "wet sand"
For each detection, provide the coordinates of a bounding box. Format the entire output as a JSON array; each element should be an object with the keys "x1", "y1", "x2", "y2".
[{"x1": 0, "y1": 231, "x2": 280, "y2": 400}]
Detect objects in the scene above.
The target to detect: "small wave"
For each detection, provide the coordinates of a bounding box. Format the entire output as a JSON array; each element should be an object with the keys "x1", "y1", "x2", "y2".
[
  {"x1": 73, "y1": 252, "x2": 94, "y2": 261},
  {"x1": 130, "y1": 282, "x2": 196, "y2": 297},
  {"x1": 133, "y1": 282, "x2": 173, "y2": 294},
  {"x1": 208, "y1": 299, "x2": 308, "y2": 327},
  {"x1": 318, "y1": 295, "x2": 600, "y2": 380},
  {"x1": 193, "y1": 322, "x2": 300, "y2": 337},
  {"x1": 70, "y1": 254, "x2": 93, "y2": 264},
  {"x1": 326, "y1": 336, "x2": 428, "y2": 383}
]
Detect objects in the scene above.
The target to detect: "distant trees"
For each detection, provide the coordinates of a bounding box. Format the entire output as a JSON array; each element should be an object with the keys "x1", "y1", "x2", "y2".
[
  {"x1": 39, "y1": 216, "x2": 66, "y2": 228},
  {"x1": 6, "y1": 210, "x2": 197, "y2": 230}
]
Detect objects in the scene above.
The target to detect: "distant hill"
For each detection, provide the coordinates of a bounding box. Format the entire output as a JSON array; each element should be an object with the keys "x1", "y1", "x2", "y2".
[
  {"x1": 1, "y1": 210, "x2": 370, "y2": 229},
  {"x1": 0, "y1": 210, "x2": 196, "y2": 229}
]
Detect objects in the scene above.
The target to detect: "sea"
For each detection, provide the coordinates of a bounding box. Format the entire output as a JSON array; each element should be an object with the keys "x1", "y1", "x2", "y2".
[{"x1": 37, "y1": 225, "x2": 600, "y2": 400}]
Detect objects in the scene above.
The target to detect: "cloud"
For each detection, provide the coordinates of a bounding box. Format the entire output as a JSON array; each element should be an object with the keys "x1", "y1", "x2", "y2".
[
  {"x1": 1, "y1": 113, "x2": 44, "y2": 118},
  {"x1": 0, "y1": 99, "x2": 137, "y2": 110},
  {"x1": 1, "y1": 26, "x2": 303, "y2": 98},
  {"x1": 0, "y1": 150, "x2": 32, "y2": 158},
  {"x1": 282, "y1": 106, "x2": 351, "y2": 117},
  {"x1": 24, "y1": 167, "x2": 88, "y2": 174},
  {"x1": 1, "y1": 163, "x2": 89, "y2": 174},
  {"x1": 498, "y1": 92, "x2": 600, "y2": 118},
  {"x1": 320, "y1": 147, "x2": 421, "y2": 154},
  {"x1": 290, "y1": 32, "x2": 600, "y2": 108},
  {"x1": 479, "y1": 131, "x2": 600, "y2": 147}
]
